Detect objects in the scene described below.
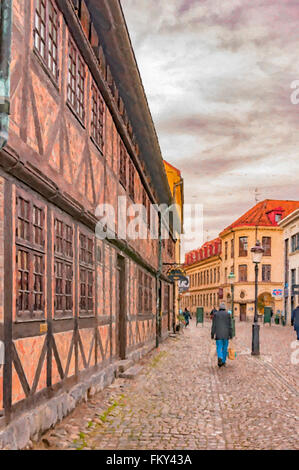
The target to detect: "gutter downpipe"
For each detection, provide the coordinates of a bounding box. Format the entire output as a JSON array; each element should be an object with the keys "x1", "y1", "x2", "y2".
[{"x1": 0, "y1": 0, "x2": 12, "y2": 150}]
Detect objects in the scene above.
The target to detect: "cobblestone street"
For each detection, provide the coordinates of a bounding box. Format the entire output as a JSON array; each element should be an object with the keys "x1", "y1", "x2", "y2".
[{"x1": 32, "y1": 320, "x2": 299, "y2": 451}]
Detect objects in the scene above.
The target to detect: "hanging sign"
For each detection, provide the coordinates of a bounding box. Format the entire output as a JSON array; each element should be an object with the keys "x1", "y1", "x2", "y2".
[
  {"x1": 178, "y1": 276, "x2": 190, "y2": 292},
  {"x1": 167, "y1": 267, "x2": 187, "y2": 282}
]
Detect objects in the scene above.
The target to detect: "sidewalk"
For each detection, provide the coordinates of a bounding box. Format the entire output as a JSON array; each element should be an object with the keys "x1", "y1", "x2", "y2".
[{"x1": 32, "y1": 319, "x2": 299, "y2": 450}]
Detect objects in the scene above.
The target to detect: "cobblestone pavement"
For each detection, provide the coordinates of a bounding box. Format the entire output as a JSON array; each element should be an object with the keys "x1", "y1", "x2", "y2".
[{"x1": 31, "y1": 320, "x2": 299, "y2": 450}]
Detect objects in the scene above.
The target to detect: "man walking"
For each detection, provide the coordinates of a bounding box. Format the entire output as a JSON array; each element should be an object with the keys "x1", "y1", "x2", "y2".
[
  {"x1": 183, "y1": 308, "x2": 191, "y2": 328},
  {"x1": 291, "y1": 305, "x2": 299, "y2": 340},
  {"x1": 211, "y1": 302, "x2": 233, "y2": 367}
]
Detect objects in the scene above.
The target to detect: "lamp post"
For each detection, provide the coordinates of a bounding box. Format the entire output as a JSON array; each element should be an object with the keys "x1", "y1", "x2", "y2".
[
  {"x1": 250, "y1": 240, "x2": 264, "y2": 356},
  {"x1": 228, "y1": 272, "x2": 236, "y2": 337}
]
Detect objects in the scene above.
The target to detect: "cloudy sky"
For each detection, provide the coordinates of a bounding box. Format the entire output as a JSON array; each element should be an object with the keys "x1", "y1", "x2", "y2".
[{"x1": 121, "y1": 0, "x2": 299, "y2": 253}]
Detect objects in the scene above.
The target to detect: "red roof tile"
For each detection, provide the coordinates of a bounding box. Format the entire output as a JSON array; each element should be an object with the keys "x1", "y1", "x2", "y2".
[
  {"x1": 185, "y1": 237, "x2": 221, "y2": 266},
  {"x1": 220, "y1": 200, "x2": 299, "y2": 236}
]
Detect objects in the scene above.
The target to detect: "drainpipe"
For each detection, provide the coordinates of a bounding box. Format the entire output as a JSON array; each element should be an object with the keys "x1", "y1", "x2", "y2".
[{"x1": 0, "y1": 0, "x2": 12, "y2": 150}]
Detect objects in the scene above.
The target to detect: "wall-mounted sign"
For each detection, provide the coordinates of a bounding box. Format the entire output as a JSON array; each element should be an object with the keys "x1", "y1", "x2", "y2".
[{"x1": 272, "y1": 289, "x2": 283, "y2": 298}]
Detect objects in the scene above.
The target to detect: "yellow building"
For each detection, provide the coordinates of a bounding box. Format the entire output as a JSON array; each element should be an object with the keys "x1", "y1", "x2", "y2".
[
  {"x1": 181, "y1": 239, "x2": 221, "y2": 316},
  {"x1": 163, "y1": 161, "x2": 184, "y2": 318},
  {"x1": 220, "y1": 200, "x2": 299, "y2": 321},
  {"x1": 182, "y1": 200, "x2": 299, "y2": 321}
]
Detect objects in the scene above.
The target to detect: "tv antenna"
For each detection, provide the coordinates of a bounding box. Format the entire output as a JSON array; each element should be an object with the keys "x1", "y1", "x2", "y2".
[{"x1": 254, "y1": 188, "x2": 261, "y2": 203}]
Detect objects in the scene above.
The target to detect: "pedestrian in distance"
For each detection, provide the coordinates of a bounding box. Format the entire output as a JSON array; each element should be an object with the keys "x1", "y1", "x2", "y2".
[
  {"x1": 210, "y1": 307, "x2": 217, "y2": 320},
  {"x1": 183, "y1": 308, "x2": 191, "y2": 328},
  {"x1": 211, "y1": 302, "x2": 233, "y2": 367},
  {"x1": 291, "y1": 305, "x2": 299, "y2": 341}
]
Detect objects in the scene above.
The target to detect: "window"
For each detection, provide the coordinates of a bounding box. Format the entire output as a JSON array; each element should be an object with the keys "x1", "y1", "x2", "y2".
[
  {"x1": 275, "y1": 213, "x2": 282, "y2": 223},
  {"x1": 164, "y1": 284, "x2": 170, "y2": 315},
  {"x1": 225, "y1": 267, "x2": 228, "y2": 281},
  {"x1": 128, "y1": 159, "x2": 135, "y2": 200},
  {"x1": 54, "y1": 218, "x2": 73, "y2": 318},
  {"x1": 291, "y1": 269, "x2": 296, "y2": 287},
  {"x1": 231, "y1": 239, "x2": 234, "y2": 258},
  {"x1": 239, "y1": 237, "x2": 248, "y2": 257},
  {"x1": 119, "y1": 142, "x2": 127, "y2": 188},
  {"x1": 168, "y1": 239, "x2": 174, "y2": 258},
  {"x1": 91, "y1": 83, "x2": 104, "y2": 149},
  {"x1": 239, "y1": 265, "x2": 248, "y2": 282},
  {"x1": 79, "y1": 232, "x2": 94, "y2": 317},
  {"x1": 262, "y1": 237, "x2": 271, "y2": 256},
  {"x1": 291, "y1": 233, "x2": 299, "y2": 253},
  {"x1": 34, "y1": 0, "x2": 59, "y2": 79},
  {"x1": 138, "y1": 270, "x2": 153, "y2": 314},
  {"x1": 67, "y1": 40, "x2": 85, "y2": 121},
  {"x1": 16, "y1": 192, "x2": 45, "y2": 321},
  {"x1": 225, "y1": 241, "x2": 228, "y2": 260},
  {"x1": 262, "y1": 265, "x2": 271, "y2": 282}
]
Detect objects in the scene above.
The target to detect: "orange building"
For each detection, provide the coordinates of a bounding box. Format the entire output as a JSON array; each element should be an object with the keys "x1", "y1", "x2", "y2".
[{"x1": 220, "y1": 200, "x2": 299, "y2": 321}]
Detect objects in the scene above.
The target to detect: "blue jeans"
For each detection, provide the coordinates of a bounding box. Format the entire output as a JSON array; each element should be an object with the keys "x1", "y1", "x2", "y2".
[{"x1": 216, "y1": 339, "x2": 229, "y2": 363}]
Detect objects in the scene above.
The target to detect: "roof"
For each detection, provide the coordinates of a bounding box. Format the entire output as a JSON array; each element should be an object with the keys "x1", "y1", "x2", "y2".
[
  {"x1": 220, "y1": 200, "x2": 299, "y2": 236},
  {"x1": 85, "y1": 0, "x2": 173, "y2": 206},
  {"x1": 164, "y1": 160, "x2": 182, "y2": 177},
  {"x1": 185, "y1": 238, "x2": 221, "y2": 266},
  {"x1": 278, "y1": 208, "x2": 299, "y2": 227}
]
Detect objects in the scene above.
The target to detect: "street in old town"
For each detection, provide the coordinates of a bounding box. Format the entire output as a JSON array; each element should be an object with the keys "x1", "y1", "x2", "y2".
[
  {"x1": 31, "y1": 320, "x2": 298, "y2": 451},
  {"x1": 1, "y1": 0, "x2": 299, "y2": 454}
]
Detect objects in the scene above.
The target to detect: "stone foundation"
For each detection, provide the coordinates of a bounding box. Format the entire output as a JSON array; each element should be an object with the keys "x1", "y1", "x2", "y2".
[{"x1": 0, "y1": 340, "x2": 158, "y2": 449}]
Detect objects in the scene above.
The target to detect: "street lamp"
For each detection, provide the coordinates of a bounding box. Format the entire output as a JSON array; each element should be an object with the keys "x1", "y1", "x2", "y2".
[
  {"x1": 228, "y1": 272, "x2": 236, "y2": 337},
  {"x1": 250, "y1": 240, "x2": 264, "y2": 356}
]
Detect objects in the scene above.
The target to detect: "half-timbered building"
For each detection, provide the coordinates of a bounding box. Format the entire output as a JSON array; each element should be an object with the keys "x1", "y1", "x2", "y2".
[{"x1": 0, "y1": 0, "x2": 177, "y2": 447}]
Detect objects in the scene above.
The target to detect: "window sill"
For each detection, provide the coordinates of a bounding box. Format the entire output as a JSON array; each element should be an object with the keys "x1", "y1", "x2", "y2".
[
  {"x1": 90, "y1": 136, "x2": 104, "y2": 157},
  {"x1": 66, "y1": 101, "x2": 86, "y2": 130},
  {"x1": 14, "y1": 316, "x2": 45, "y2": 324},
  {"x1": 119, "y1": 180, "x2": 127, "y2": 192},
  {"x1": 53, "y1": 314, "x2": 74, "y2": 321},
  {"x1": 32, "y1": 48, "x2": 60, "y2": 93}
]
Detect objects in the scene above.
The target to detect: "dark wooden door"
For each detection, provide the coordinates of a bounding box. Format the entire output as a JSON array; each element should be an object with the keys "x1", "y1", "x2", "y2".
[
  {"x1": 240, "y1": 304, "x2": 247, "y2": 321},
  {"x1": 117, "y1": 256, "x2": 126, "y2": 360}
]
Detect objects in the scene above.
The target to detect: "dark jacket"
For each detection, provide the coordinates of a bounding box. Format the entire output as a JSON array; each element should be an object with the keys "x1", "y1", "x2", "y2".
[
  {"x1": 211, "y1": 308, "x2": 233, "y2": 340},
  {"x1": 183, "y1": 310, "x2": 191, "y2": 321},
  {"x1": 291, "y1": 307, "x2": 299, "y2": 330}
]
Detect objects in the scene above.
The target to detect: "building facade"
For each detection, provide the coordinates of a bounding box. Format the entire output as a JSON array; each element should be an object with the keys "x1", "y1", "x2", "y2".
[
  {"x1": 182, "y1": 200, "x2": 299, "y2": 321},
  {"x1": 163, "y1": 161, "x2": 184, "y2": 324},
  {"x1": 0, "y1": 0, "x2": 176, "y2": 446},
  {"x1": 279, "y1": 209, "x2": 299, "y2": 324},
  {"x1": 182, "y1": 239, "x2": 221, "y2": 316},
  {"x1": 220, "y1": 200, "x2": 299, "y2": 321}
]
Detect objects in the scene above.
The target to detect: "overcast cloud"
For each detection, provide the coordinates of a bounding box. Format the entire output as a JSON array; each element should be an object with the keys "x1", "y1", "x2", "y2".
[{"x1": 121, "y1": 0, "x2": 299, "y2": 254}]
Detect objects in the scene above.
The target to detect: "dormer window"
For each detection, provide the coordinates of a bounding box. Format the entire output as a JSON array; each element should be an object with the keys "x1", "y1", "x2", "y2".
[{"x1": 266, "y1": 207, "x2": 284, "y2": 225}]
